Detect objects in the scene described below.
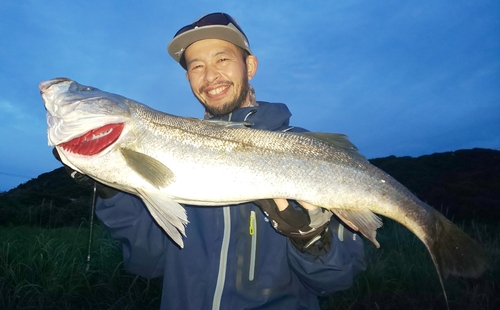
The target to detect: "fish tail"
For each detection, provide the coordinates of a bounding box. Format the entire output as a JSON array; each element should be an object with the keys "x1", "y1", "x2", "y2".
[
  {"x1": 425, "y1": 209, "x2": 487, "y2": 309},
  {"x1": 429, "y1": 209, "x2": 487, "y2": 279}
]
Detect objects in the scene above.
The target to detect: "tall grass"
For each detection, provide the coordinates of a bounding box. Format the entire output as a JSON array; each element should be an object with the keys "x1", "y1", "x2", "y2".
[
  {"x1": 0, "y1": 220, "x2": 498, "y2": 309},
  {"x1": 0, "y1": 224, "x2": 162, "y2": 310},
  {"x1": 321, "y1": 219, "x2": 500, "y2": 310}
]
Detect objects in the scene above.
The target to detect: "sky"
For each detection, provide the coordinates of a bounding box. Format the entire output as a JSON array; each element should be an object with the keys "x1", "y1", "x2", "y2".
[{"x1": 0, "y1": 0, "x2": 499, "y2": 192}]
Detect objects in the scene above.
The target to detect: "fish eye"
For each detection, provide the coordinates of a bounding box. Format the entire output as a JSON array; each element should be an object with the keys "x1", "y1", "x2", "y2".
[
  {"x1": 79, "y1": 86, "x2": 94, "y2": 91},
  {"x1": 68, "y1": 82, "x2": 97, "y2": 93}
]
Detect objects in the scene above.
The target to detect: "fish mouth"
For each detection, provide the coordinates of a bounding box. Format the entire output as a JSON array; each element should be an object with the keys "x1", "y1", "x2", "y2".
[
  {"x1": 39, "y1": 78, "x2": 72, "y2": 93},
  {"x1": 59, "y1": 123, "x2": 124, "y2": 156}
]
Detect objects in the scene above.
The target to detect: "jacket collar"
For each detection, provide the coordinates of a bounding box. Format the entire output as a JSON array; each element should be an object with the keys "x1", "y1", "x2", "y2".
[{"x1": 207, "y1": 101, "x2": 293, "y2": 131}]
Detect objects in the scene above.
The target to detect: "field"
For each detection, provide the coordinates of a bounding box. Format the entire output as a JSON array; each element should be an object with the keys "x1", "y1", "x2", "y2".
[
  {"x1": 0, "y1": 224, "x2": 162, "y2": 310},
  {"x1": 1, "y1": 219, "x2": 498, "y2": 310}
]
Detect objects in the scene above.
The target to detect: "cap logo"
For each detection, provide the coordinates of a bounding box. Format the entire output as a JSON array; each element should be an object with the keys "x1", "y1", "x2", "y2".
[{"x1": 175, "y1": 48, "x2": 185, "y2": 56}]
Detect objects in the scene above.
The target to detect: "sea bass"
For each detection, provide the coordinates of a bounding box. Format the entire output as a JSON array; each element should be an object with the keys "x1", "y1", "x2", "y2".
[{"x1": 40, "y1": 78, "x2": 486, "y2": 300}]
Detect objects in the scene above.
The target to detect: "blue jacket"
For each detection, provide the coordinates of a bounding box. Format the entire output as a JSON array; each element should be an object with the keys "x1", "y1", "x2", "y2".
[{"x1": 95, "y1": 102, "x2": 366, "y2": 310}]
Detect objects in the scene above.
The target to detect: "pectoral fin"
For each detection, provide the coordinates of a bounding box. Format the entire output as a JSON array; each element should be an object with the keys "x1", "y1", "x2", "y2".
[
  {"x1": 331, "y1": 208, "x2": 383, "y2": 248},
  {"x1": 121, "y1": 148, "x2": 175, "y2": 189},
  {"x1": 137, "y1": 188, "x2": 188, "y2": 248}
]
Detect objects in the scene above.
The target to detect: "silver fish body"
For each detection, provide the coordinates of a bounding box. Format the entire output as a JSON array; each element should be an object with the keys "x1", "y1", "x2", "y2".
[{"x1": 40, "y1": 78, "x2": 486, "y2": 305}]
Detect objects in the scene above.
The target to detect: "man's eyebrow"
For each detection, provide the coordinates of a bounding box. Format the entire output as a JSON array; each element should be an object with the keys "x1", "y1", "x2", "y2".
[
  {"x1": 212, "y1": 49, "x2": 235, "y2": 57},
  {"x1": 185, "y1": 48, "x2": 236, "y2": 68}
]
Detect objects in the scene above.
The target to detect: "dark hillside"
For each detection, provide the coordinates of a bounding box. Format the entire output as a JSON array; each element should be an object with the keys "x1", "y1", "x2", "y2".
[
  {"x1": 370, "y1": 148, "x2": 500, "y2": 221},
  {"x1": 0, "y1": 167, "x2": 92, "y2": 227}
]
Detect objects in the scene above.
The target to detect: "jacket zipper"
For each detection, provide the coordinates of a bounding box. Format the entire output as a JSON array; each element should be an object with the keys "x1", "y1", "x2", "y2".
[
  {"x1": 249, "y1": 210, "x2": 257, "y2": 281},
  {"x1": 212, "y1": 207, "x2": 231, "y2": 310}
]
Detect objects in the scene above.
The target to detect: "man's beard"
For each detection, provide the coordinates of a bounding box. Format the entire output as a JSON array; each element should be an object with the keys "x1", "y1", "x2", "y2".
[{"x1": 195, "y1": 75, "x2": 250, "y2": 117}]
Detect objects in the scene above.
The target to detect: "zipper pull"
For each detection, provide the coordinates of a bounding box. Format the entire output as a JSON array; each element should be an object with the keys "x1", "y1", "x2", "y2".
[{"x1": 249, "y1": 211, "x2": 255, "y2": 235}]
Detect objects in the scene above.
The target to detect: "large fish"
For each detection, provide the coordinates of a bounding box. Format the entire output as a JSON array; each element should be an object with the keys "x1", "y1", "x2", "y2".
[{"x1": 40, "y1": 78, "x2": 486, "y2": 303}]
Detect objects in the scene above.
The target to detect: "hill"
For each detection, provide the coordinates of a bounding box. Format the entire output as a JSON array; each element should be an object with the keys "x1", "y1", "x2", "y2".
[
  {"x1": 370, "y1": 148, "x2": 500, "y2": 221},
  {"x1": 1, "y1": 148, "x2": 499, "y2": 227}
]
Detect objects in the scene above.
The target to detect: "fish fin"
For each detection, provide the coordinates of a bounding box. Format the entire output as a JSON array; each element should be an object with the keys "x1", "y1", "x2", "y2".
[
  {"x1": 331, "y1": 209, "x2": 383, "y2": 248},
  {"x1": 427, "y1": 208, "x2": 487, "y2": 278},
  {"x1": 420, "y1": 209, "x2": 488, "y2": 310},
  {"x1": 137, "y1": 188, "x2": 189, "y2": 248},
  {"x1": 120, "y1": 148, "x2": 175, "y2": 189},
  {"x1": 300, "y1": 132, "x2": 368, "y2": 162},
  {"x1": 203, "y1": 119, "x2": 253, "y2": 128}
]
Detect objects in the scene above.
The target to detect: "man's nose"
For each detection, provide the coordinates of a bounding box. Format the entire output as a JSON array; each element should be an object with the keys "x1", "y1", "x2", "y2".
[{"x1": 204, "y1": 65, "x2": 220, "y2": 83}]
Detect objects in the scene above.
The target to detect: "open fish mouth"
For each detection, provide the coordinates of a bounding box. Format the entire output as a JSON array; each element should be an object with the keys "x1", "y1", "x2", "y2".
[{"x1": 59, "y1": 123, "x2": 124, "y2": 156}]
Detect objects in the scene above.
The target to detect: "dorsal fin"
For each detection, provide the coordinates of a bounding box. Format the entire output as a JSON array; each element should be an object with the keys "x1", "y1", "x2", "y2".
[
  {"x1": 300, "y1": 132, "x2": 368, "y2": 162},
  {"x1": 202, "y1": 119, "x2": 253, "y2": 128}
]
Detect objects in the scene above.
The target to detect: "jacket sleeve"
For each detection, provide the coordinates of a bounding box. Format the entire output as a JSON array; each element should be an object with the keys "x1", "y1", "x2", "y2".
[
  {"x1": 95, "y1": 192, "x2": 168, "y2": 279},
  {"x1": 287, "y1": 217, "x2": 366, "y2": 295}
]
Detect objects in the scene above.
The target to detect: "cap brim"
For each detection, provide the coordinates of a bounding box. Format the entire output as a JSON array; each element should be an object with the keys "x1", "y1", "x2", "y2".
[{"x1": 167, "y1": 24, "x2": 252, "y2": 64}]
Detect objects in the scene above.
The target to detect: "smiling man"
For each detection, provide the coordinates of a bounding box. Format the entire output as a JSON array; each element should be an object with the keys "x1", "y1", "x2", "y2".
[
  {"x1": 68, "y1": 12, "x2": 367, "y2": 310},
  {"x1": 182, "y1": 39, "x2": 256, "y2": 116}
]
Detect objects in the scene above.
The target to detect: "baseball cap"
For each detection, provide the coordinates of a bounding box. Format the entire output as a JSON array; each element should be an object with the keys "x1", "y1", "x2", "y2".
[{"x1": 167, "y1": 12, "x2": 252, "y2": 69}]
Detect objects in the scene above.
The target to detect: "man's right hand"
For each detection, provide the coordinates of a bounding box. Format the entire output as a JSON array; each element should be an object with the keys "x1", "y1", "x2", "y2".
[
  {"x1": 52, "y1": 148, "x2": 119, "y2": 199},
  {"x1": 255, "y1": 199, "x2": 333, "y2": 256}
]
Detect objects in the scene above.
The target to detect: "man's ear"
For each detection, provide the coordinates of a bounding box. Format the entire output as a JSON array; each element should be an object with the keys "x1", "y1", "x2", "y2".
[
  {"x1": 246, "y1": 55, "x2": 258, "y2": 80},
  {"x1": 185, "y1": 71, "x2": 190, "y2": 82}
]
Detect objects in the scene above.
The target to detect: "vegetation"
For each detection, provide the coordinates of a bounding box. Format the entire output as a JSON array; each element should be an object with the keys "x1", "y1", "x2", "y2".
[
  {"x1": 320, "y1": 219, "x2": 499, "y2": 309},
  {"x1": 0, "y1": 220, "x2": 497, "y2": 309},
  {"x1": 0, "y1": 225, "x2": 162, "y2": 310},
  {"x1": 1, "y1": 148, "x2": 499, "y2": 309}
]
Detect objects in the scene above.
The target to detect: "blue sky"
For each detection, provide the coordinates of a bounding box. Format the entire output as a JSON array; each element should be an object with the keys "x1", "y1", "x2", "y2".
[{"x1": 0, "y1": 0, "x2": 499, "y2": 192}]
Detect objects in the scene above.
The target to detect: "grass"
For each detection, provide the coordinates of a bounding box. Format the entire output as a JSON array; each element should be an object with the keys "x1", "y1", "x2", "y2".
[
  {"x1": 321, "y1": 219, "x2": 500, "y2": 310},
  {"x1": 0, "y1": 224, "x2": 162, "y2": 310},
  {"x1": 0, "y1": 220, "x2": 498, "y2": 310}
]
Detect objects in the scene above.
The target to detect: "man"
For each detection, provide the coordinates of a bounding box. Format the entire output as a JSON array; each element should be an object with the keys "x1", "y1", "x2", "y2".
[{"x1": 64, "y1": 12, "x2": 366, "y2": 310}]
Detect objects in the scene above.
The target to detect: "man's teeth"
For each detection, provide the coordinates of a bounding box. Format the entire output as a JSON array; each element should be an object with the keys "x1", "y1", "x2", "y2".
[{"x1": 208, "y1": 86, "x2": 227, "y2": 95}]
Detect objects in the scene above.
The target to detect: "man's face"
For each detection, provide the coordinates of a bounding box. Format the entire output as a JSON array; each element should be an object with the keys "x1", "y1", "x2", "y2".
[{"x1": 183, "y1": 39, "x2": 257, "y2": 116}]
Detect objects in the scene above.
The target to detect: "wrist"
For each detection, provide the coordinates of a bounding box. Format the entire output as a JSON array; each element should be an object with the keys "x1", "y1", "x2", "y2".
[{"x1": 96, "y1": 185, "x2": 119, "y2": 199}]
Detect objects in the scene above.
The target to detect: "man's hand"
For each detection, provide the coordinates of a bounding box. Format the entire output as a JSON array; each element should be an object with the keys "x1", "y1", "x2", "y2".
[
  {"x1": 255, "y1": 199, "x2": 333, "y2": 255},
  {"x1": 52, "y1": 148, "x2": 119, "y2": 199}
]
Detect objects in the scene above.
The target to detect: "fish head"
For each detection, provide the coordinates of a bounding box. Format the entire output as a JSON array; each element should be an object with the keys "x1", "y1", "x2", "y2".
[{"x1": 40, "y1": 78, "x2": 131, "y2": 157}]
